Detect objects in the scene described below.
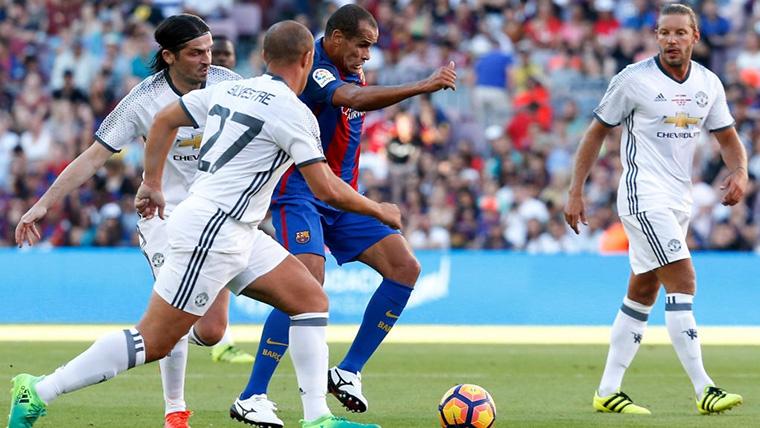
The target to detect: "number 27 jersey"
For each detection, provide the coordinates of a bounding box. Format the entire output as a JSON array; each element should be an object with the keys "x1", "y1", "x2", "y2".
[{"x1": 180, "y1": 74, "x2": 326, "y2": 225}]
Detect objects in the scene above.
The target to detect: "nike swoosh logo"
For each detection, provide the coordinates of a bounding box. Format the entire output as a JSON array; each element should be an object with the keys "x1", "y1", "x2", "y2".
[
  {"x1": 385, "y1": 310, "x2": 400, "y2": 319},
  {"x1": 266, "y1": 338, "x2": 288, "y2": 347}
]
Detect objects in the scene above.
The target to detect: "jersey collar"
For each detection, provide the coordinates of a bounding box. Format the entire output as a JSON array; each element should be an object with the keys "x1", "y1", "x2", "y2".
[
  {"x1": 654, "y1": 55, "x2": 691, "y2": 84},
  {"x1": 164, "y1": 69, "x2": 206, "y2": 97},
  {"x1": 265, "y1": 72, "x2": 286, "y2": 83},
  {"x1": 316, "y1": 37, "x2": 327, "y2": 63}
]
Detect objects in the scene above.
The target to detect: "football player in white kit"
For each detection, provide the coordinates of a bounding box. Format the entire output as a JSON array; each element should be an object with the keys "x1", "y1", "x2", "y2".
[
  {"x1": 9, "y1": 20, "x2": 394, "y2": 428},
  {"x1": 564, "y1": 4, "x2": 747, "y2": 415},
  {"x1": 12, "y1": 14, "x2": 250, "y2": 428}
]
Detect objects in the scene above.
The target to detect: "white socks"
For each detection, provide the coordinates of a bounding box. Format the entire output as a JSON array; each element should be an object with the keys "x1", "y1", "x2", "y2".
[
  {"x1": 665, "y1": 293, "x2": 713, "y2": 397},
  {"x1": 289, "y1": 312, "x2": 331, "y2": 421},
  {"x1": 598, "y1": 297, "x2": 653, "y2": 397},
  {"x1": 159, "y1": 334, "x2": 188, "y2": 414},
  {"x1": 35, "y1": 329, "x2": 146, "y2": 404}
]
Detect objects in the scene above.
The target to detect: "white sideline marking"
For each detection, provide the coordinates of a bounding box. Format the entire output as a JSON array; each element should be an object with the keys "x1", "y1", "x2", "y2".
[{"x1": 1, "y1": 325, "x2": 759, "y2": 345}]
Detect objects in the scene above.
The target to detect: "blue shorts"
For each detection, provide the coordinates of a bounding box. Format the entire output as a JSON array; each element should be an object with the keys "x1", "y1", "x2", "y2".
[{"x1": 271, "y1": 198, "x2": 399, "y2": 265}]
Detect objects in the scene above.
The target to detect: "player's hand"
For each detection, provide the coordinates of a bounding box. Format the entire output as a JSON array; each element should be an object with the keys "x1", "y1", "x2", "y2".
[
  {"x1": 720, "y1": 167, "x2": 748, "y2": 206},
  {"x1": 377, "y1": 202, "x2": 403, "y2": 230},
  {"x1": 135, "y1": 182, "x2": 165, "y2": 220},
  {"x1": 14, "y1": 205, "x2": 45, "y2": 248},
  {"x1": 563, "y1": 193, "x2": 587, "y2": 235},
  {"x1": 423, "y1": 61, "x2": 457, "y2": 92}
]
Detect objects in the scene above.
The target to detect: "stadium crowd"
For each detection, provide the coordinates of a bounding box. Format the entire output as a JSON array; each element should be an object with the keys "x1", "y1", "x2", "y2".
[{"x1": 0, "y1": 0, "x2": 759, "y2": 253}]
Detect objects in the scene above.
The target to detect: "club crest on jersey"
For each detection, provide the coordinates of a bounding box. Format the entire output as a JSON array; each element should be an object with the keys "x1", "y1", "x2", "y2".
[
  {"x1": 695, "y1": 91, "x2": 708, "y2": 108},
  {"x1": 295, "y1": 231, "x2": 310, "y2": 244},
  {"x1": 312, "y1": 68, "x2": 336, "y2": 88},
  {"x1": 151, "y1": 252, "x2": 165, "y2": 268},
  {"x1": 667, "y1": 239, "x2": 682, "y2": 252},
  {"x1": 194, "y1": 292, "x2": 209, "y2": 308}
]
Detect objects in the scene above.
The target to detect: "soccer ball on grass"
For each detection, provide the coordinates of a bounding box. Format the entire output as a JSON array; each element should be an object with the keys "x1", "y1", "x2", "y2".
[{"x1": 438, "y1": 384, "x2": 496, "y2": 428}]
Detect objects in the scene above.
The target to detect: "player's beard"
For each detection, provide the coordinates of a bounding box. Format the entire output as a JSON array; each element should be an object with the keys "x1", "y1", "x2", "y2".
[
  {"x1": 195, "y1": 66, "x2": 209, "y2": 82},
  {"x1": 660, "y1": 46, "x2": 691, "y2": 67}
]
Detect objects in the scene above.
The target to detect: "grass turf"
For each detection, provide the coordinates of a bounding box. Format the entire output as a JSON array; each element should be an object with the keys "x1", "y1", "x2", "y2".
[{"x1": 2, "y1": 342, "x2": 757, "y2": 427}]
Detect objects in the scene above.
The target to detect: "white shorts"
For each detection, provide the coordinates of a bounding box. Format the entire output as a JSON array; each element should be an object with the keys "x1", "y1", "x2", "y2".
[
  {"x1": 620, "y1": 208, "x2": 691, "y2": 274},
  {"x1": 137, "y1": 216, "x2": 169, "y2": 278},
  {"x1": 153, "y1": 195, "x2": 288, "y2": 316}
]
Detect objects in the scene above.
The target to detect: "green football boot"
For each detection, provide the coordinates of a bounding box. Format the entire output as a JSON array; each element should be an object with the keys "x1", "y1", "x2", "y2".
[
  {"x1": 593, "y1": 390, "x2": 651, "y2": 414},
  {"x1": 211, "y1": 344, "x2": 255, "y2": 363},
  {"x1": 300, "y1": 414, "x2": 380, "y2": 428},
  {"x1": 697, "y1": 386, "x2": 742, "y2": 415},
  {"x1": 7, "y1": 374, "x2": 47, "y2": 428}
]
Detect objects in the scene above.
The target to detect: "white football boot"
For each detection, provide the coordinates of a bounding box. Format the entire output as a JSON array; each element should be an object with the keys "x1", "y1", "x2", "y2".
[
  {"x1": 229, "y1": 394, "x2": 284, "y2": 427},
  {"x1": 328, "y1": 366, "x2": 369, "y2": 413}
]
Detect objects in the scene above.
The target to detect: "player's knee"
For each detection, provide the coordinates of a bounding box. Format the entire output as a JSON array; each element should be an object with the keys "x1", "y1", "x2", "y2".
[
  {"x1": 389, "y1": 255, "x2": 421, "y2": 286},
  {"x1": 300, "y1": 286, "x2": 329, "y2": 314},
  {"x1": 144, "y1": 337, "x2": 176, "y2": 362},
  {"x1": 193, "y1": 322, "x2": 226, "y2": 346},
  {"x1": 628, "y1": 286, "x2": 658, "y2": 306}
]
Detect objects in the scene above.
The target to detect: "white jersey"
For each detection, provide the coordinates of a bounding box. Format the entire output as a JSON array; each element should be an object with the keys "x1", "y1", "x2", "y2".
[
  {"x1": 594, "y1": 56, "x2": 734, "y2": 216},
  {"x1": 180, "y1": 74, "x2": 325, "y2": 224},
  {"x1": 95, "y1": 66, "x2": 241, "y2": 215}
]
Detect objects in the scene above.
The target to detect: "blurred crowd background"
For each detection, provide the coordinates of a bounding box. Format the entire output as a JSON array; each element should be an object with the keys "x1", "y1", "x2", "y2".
[{"x1": 1, "y1": 0, "x2": 759, "y2": 253}]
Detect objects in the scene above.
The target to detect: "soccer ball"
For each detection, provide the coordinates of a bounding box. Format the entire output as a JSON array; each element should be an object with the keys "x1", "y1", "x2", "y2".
[{"x1": 438, "y1": 384, "x2": 496, "y2": 428}]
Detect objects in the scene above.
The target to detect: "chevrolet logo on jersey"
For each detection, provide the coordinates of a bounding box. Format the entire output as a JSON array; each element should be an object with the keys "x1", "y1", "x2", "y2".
[
  {"x1": 177, "y1": 134, "x2": 202, "y2": 150},
  {"x1": 663, "y1": 112, "x2": 701, "y2": 129}
]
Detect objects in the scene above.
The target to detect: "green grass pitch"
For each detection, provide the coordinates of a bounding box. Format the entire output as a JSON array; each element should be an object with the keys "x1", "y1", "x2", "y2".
[{"x1": 3, "y1": 342, "x2": 757, "y2": 427}]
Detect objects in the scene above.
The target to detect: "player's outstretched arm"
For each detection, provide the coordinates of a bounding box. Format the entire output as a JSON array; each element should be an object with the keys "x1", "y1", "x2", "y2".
[
  {"x1": 564, "y1": 118, "x2": 612, "y2": 234},
  {"x1": 333, "y1": 61, "x2": 457, "y2": 112},
  {"x1": 713, "y1": 126, "x2": 749, "y2": 206},
  {"x1": 136, "y1": 102, "x2": 188, "y2": 219},
  {"x1": 300, "y1": 161, "x2": 402, "y2": 229},
  {"x1": 14, "y1": 142, "x2": 113, "y2": 247}
]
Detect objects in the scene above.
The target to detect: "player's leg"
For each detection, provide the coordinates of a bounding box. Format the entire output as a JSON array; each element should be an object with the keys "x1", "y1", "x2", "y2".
[
  {"x1": 9, "y1": 292, "x2": 199, "y2": 428},
  {"x1": 344, "y1": 234, "x2": 420, "y2": 371},
  {"x1": 593, "y1": 270, "x2": 657, "y2": 414},
  {"x1": 594, "y1": 209, "x2": 687, "y2": 415},
  {"x1": 190, "y1": 289, "x2": 254, "y2": 363},
  {"x1": 637, "y1": 209, "x2": 740, "y2": 413},
  {"x1": 231, "y1": 232, "x2": 378, "y2": 428},
  {"x1": 325, "y1": 213, "x2": 420, "y2": 412},
  {"x1": 138, "y1": 216, "x2": 194, "y2": 426},
  {"x1": 655, "y1": 259, "x2": 742, "y2": 413},
  {"x1": 237, "y1": 202, "x2": 325, "y2": 403}
]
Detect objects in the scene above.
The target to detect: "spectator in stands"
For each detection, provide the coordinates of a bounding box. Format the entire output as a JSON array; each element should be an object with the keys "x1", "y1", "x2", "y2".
[
  {"x1": 472, "y1": 38, "x2": 513, "y2": 128},
  {"x1": 52, "y1": 70, "x2": 87, "y2": 104}
]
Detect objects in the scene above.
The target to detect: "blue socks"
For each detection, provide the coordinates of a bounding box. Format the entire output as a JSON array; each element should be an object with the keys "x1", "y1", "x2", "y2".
[
  {"x1": 338, "y1": 278, "x2": 412, "y2": 374},
  {"x1": 239, "y1": 308, "x2": 290, "y2": 399},
  {"x1": 240, "y1": 278, "x2": 413, "y2": 398}
]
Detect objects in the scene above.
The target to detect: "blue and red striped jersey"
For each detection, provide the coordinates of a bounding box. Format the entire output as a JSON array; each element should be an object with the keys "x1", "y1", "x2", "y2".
[{"x1": 273, "y1": 38, "x2": 366, "y2": 207}]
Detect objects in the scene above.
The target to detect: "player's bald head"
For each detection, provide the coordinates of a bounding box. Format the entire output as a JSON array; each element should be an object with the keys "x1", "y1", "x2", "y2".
[{"x1": 263, "y1": 20, "x2": 314, "y2": 65}]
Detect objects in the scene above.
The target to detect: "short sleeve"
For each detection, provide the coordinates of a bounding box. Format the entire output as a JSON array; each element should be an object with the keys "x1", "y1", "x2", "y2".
[
  {"x1": 272, "y1": 103, "x2": 325, "y2": 166},
  {"x1": 94, "y1": 88, "x2": 143, "y2": 152},
  {"x1": 300, "y1": 63, "x2": 346, "y2": 106},
  {"x1": 179, "y1": 86, "x2": 215, "y2": 129},
  {"x1": 704, "y1": 78, "x2": 734, "y2": 132},
  {"x1": 593, "y1": 70, "x2": 635, "y2": 127}
]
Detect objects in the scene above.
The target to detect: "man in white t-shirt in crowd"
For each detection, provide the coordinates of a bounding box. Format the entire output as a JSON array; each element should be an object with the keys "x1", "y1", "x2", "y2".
[
  {"x1": 9, "y1": 20, "x2": 396, "y2": 428},
  {"x1": 565, "y1": 3, "x2": 747, "y2": 416}
]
